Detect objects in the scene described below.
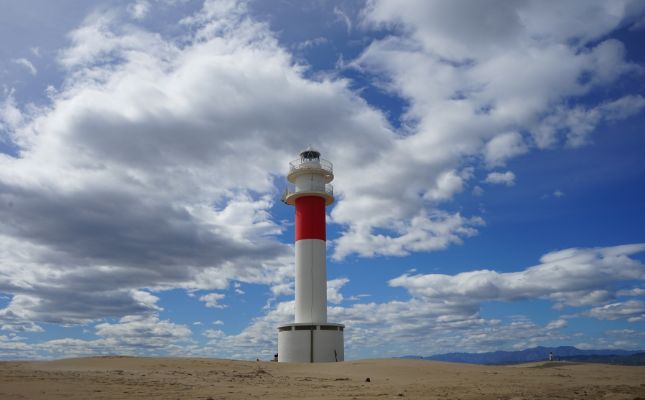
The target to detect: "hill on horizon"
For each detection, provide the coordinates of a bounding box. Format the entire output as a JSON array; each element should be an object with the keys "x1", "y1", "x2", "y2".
[{"x1": 404, "y1": 345, "x2": 645, "y2": 365}]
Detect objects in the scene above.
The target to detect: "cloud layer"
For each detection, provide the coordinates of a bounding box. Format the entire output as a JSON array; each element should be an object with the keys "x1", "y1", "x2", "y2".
[
  {"x1": 204, "y1": 244, "x2": 645, "y2": 359},
  {"x1": 0, "y1": 0, "x2": 644, "y2": 358}
]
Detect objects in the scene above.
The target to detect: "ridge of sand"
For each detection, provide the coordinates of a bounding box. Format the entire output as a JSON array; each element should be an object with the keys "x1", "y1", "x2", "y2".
[{"x1": 1, "y1": 357, "x2": 644, "y2": 399}]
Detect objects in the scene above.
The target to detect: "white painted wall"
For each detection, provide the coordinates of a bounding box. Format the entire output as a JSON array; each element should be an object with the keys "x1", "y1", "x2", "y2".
[
  {"x1": 295, "y1": 173, "x2": 326, "y2": 193},
  {"x1": 278, "y1": 329, "x2": 311, "y2": 363},
  {"x1": 278, "y1": 327, "x2": 344, "y2": 363},
  {"x1": 313, "y1": 329, "x2": 344, "y2": 362},
  {"x1": 295, "y1": 239, "x2": 327, "y2": 323}
]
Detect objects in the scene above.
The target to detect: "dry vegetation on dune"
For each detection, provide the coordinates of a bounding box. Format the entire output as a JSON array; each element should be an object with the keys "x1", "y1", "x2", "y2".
[{"x1": 1, "y1": 357, "x2": 645, "y2": 399}]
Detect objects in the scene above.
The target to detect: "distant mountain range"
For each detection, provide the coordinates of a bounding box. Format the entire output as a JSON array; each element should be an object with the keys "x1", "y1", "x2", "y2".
[{"x1": 402, "y1": 346, "x2": 645, "y2": 365}]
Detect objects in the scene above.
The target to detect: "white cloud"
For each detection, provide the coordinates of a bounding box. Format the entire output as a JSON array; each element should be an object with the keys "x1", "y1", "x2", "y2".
[
  {"x1": 597, "y1": 94, "x2": 645, "y2": 121},
  {"x1": 389, "y1": 244, "x2": 645, "y2": 309},
  {"x1": 327, "y1": 278, "x2": 349, "y2": 304},
  {"x1": 545, "y1": 318, "x2": 568, "y2": 330},
  {"x1": 204, "y1": 300, "x2": 294, "y2": 359},
  {"x1": 95, "y1": 314, "x2": 192, "y2": 345},
  {"x1": 202, "y1": 244, "x2": 645, "y2": 358},
  {"x1": 586, "y1": 300, "x2": 645, "y2": 322},
  {"x1": 127, "y1": 0, "x2": 151, "y2": 20},
  {"x1": 333, "y1": 211, "x2": 483, "y2": 259},
  {"x1": 551, "y1": 290, "x2": 613, "y2": 310},
  {"x1": 202, "y1": 295, "x2": 569, "y2": 359},
  {"x1": 3, "y1": 0, "x2": 639, "y2": 285},
  {"x1": 199, "y1": 293, "x2": 226, "y2": 309},
  {"x1": 577, "y1": 328, "x2": 645, "y2": 351},
  {"x1": 294, "y1": 37, "x2": 328, "y2": 51},
  {"x1": 0, "y1": 91, "x2": 23, "y2": 136},
  {"x1": 18, "y1": 243, "x2": 641, "y2": 359},
  {"x1": 535, "y1": 95, "x2": 645, "y2": 148},
  {"x1": 12, "y1": 58, "x2": 37, "y2": 75},
  {"x1": 332, "y1": 0, "x2": 644, "y2": 257},
  {"x1": 1, "y1": 0, "x2": 387, "y2": 327},
  {"x1": 347, "y1": 294, "x2": 370, "y2": 301},
  {"x1": 485, "y1": 171, "x2": 515, "y2": 186},
  {"x1": 270, "y1": 283, "x2": 293, "y2": 297},
  {"x1": 0, "y1": 334, "x2": 38, "y2": 359},
  {"x1": 0, "y1": 309, "x2": 43, "y2": 333},
  {"x1": 424, "y1": 170, "x2": 466, "y2": 201},
  {"x1": 33, "y1": 314, "x2": 194, "y2": 358},
  {"x1": 484, "y1": 132, "x2": 528, "y2": 167}
]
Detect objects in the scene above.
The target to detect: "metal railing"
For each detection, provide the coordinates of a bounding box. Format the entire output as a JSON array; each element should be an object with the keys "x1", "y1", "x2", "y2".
[
  {"x1": 288, "y1": 157, "x2": 333, "y2": 175},
  {"x1": 282, "y1": 182, "x2": 333, "y2": 200}
]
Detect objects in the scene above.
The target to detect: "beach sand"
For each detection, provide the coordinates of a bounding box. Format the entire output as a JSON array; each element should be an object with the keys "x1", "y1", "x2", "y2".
[{"x1": 1, "y1": 357, "x2": 644, "y2": 399}]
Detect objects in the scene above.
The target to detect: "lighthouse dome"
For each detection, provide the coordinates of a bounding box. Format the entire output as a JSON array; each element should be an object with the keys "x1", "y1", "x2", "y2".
[{"x1": 300, "y1": 147, "x2": 320, "y2": 160}]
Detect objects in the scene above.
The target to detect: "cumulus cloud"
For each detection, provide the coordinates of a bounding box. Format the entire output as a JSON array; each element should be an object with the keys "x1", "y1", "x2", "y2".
[
  {"x1": 95, "y1": 314, "x2": 192, "y2": 346},
  {"x1": 0, "y1": 334, "x2": 37, "y2": 359},
  {"x1": 202, "y1": 294, "x2": 570, "y2": 359},
  {"x1": 5, "y1": 244, "x2": 642, "y2": 359},
  {"x1": 204, "y1": 300, "x2": 294, "y2": 359},
  {"x1": 0, "y1": 91, "x2": 23, "y2": 135},
  {"x1": 484, "y1": 132, "x2": 528, "y2": 167},
  {"x1": 389, "y1": 244, "x2": 645, "y2": 310},
  {"x1": 586, "y1": 300, "x2": 645, "y2": 322},
  {"x1": 576, "y1": 328, "x2": 645, "y2": 351},
  {"x1": 485, "y1": 171, "x2": 516, "y2": 186},
  {"x1": 234, "y1": 282, "x2": 245, "y2": 294},
  {"x1": 201, "y1": 296, "x2": 480, "y2": 359},
  {"x1": 535, "y1": 95, "x2": 645, "y2": 147},
  {"x1": 424, "y1": 169, "x2": 468, "y2": 201},
  {"x1": 35, "y1": 314, "x2": 194, "y2": 358},
  {"x1": 333, "y1": 211, "x2": 483, "y2": 259},
  {"x1": 327, "y1": 278, "x2": 349, "y2": 304},
  {"x1": 199, "y1": 293, "x2": 226, "y2": 309},
  {"x1": 0, "y1": 0, "x2": 385, "y2": 329},
  {"x1": 270, "y1": 283, "x2": 293, "y2": 297},
  {"x1": 325, "y1": 0, "x2": 643, "y2": 258},
  {"x1": 1, "y1": 2, "x2": 641, "y2": 314},
  {"x1": 545, "y1": 319, "x2": 568, "y2": 330},
  {"x1": 202, "y1": 244, "x2": 645, "y2": 359}
]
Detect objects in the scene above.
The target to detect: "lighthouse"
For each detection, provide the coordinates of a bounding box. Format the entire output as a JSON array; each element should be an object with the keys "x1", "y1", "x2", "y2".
[{"x1": 277, "y1": 148, "x2": 344, "y2": 363}]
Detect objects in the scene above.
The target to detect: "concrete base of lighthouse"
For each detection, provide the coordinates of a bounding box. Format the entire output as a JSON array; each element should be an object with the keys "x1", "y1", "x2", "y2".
[{"x1": 277, "y1": 322, "x2": 344, "y2": 363}]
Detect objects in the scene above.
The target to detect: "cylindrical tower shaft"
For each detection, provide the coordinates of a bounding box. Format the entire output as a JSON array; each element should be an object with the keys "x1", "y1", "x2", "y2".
[
  {"x1": 278, "y1": 148, "x2": 343, "y2": 363},
  {"x1": 295, "y1": 196, "x2": 327, "y2": 323}
]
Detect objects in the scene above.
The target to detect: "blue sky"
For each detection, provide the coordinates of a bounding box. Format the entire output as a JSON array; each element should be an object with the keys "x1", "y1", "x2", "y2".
[{"x1": 1, "y1": 0, "x2": 644, "y2": 360}]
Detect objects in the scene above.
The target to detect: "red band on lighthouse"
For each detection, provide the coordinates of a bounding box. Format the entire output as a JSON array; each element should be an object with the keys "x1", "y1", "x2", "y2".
[{"x1": 295, "y1": 196, "x2": 326, "y2": 241}]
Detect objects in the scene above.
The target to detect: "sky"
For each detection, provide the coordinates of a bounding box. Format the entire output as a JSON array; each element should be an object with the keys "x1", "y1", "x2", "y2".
[{"x1": 0, "y1": 0, "x2": 644, "y2": 360}]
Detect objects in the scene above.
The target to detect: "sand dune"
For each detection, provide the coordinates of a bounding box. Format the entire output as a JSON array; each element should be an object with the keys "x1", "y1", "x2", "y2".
[{"x1": 1, "y1": 357, "x2": 644, "y2": 399}]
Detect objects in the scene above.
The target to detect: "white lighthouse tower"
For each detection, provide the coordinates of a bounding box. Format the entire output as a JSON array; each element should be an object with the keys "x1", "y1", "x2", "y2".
[{"x1": 277, "y1": 148, "x2": 344, "y2": 363}]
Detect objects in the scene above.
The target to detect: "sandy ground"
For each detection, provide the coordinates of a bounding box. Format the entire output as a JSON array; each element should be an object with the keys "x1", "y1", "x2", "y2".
[{"x1": 1, "y1": 357, "x2": 644, "y2": 399}]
